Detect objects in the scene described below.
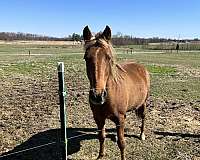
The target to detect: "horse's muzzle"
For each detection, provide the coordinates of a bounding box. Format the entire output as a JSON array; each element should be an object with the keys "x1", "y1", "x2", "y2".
[{"x1": 89, "y1": 89, "x2": 107, "y2": 105}]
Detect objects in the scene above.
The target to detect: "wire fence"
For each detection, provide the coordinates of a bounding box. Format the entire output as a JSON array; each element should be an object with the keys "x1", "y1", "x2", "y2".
[
  {"x1": 0, "y1": 142, "x2": 57, "y2": 159},
  {"x1": 0, "y1": 62, "x2": 101, "y2": 160}
]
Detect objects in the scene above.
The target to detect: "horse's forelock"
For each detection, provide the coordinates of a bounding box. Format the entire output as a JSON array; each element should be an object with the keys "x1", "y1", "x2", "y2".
[
  {"x1": 84, "y1": 35, "x2": 122, "y2": 81},
  {"x1": 84, "y1": 32, "x2": 109, "y2": 48}
]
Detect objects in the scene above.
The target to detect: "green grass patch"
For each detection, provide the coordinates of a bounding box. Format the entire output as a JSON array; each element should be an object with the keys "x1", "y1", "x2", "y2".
[
  {"x1": 147, "y1": 65, "x2": 176, "y2": 75},
  {"x1": 1, "y1": 61, "x2": 45, "y2": 75},
  {"x1": 2, "y1": 62, "x2": 34, "y2": 74}
]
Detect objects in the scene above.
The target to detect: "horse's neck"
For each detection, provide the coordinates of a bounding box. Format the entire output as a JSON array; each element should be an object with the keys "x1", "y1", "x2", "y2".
[{"x1": 107, "y1": 64, "x2": 124, "y2": 87}]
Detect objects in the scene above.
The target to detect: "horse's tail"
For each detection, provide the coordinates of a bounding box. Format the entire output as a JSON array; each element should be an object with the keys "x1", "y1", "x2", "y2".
[{"x1": 135, "y1": 104, "x2": 146, "y2": 119}]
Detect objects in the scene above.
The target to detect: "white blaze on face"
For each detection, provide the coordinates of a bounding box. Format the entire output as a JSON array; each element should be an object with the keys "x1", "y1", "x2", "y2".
[{"x1": 94, "y1": 48, "x2": 108, "y2": 95}]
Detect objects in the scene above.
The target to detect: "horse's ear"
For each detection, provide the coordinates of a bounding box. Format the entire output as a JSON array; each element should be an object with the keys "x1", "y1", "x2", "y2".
[
  {"x1": 102, "y1": 25, "x2": 111, "y2": 41},
  {"x1": 83, "y1": 26, "x2": 92, "y2": 41}
]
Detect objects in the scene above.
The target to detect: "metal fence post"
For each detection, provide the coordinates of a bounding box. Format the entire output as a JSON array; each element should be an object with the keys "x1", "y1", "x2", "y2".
[{"x1": 57, "y1": 62, "x2": 67, "y2": 160}]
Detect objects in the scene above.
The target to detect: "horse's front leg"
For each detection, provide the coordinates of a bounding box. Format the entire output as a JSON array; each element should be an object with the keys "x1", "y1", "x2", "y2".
[
  {"x1": 95, "y1": 118, "x2": 106, "y2": 159},
  {"x1": 116, "y1": 114, "x2": 126, "y2": 160}
]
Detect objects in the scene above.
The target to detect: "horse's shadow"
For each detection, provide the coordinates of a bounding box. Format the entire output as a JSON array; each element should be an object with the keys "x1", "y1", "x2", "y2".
[
  {"x1": 154, "y1": 130, "x2": 200, "y2": 141},
  {"x1": 2, "y1": 128, "x2": 199, "y2": 160},
  {"x1": 0, "y1": 128, "x2": 139, "y2": 160}
]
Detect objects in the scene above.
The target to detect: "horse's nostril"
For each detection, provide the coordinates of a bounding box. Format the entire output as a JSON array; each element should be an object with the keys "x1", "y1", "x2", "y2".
[
  {"x1": 91, "y1": 89, "x2": 97, "y2": 98},
  {"x1": 102, "y1": 90, "x2": 107, "y2": 97}
]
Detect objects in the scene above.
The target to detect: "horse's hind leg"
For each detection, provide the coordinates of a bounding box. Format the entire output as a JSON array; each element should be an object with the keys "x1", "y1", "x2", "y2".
[
  {"x1": 136, "y1": 102, "x2": 146, "y2": 140},
  {"x1": 140, "y1": 103, "x2": 146, "y2": 140}
]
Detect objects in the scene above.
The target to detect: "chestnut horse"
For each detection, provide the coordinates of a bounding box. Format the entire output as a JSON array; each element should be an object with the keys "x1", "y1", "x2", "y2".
[{"x1": 83, "y1": 26, "x2": 150, "y2": 160}]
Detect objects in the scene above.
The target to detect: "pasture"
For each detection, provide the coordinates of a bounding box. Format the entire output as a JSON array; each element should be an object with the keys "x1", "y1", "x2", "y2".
[{"x1": 0, "y1": 43, "x2": 199, "y2": 160}]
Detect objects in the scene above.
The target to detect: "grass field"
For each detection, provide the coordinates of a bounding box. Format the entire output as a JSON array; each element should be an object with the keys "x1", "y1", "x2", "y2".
[{"x1": 0, "y1": 43, "x2": 199, "y2": 160}]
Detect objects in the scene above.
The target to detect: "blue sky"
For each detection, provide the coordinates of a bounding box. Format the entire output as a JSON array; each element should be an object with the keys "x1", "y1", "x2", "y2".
[{"x1": 0, "y1": 0, "x2": 199, "y2": 39}]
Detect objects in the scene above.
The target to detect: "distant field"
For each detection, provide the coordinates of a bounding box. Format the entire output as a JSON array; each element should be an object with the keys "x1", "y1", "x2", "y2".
[
  {"x1": 0, "y1": 41, "x2": 83, "y2": 57},
  {"x1": 0, "y1": 40, "x2": 81, "y2": 45},
  {"x1": 0, "y1": 44, "x2": 199, "y2": 160}
]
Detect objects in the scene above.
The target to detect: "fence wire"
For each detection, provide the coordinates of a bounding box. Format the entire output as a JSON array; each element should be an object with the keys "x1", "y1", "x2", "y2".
[
  {"x1": 0, "y1": 128, "x2": 104, "y2": 159},
  {"x1": 0, "y1": 141, "x2": 57, "y2": 159}
]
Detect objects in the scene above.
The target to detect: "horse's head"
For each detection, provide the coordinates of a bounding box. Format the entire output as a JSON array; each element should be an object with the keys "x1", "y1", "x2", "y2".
[{"x1": 83, "y1": 26, "x2": 113, "y2": 105}]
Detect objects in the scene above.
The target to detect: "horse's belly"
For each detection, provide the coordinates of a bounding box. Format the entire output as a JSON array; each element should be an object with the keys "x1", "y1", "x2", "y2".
[
  {"x1": 126, "y1": 85, "x2": 148, "y2": 110},
  {"x1": 127, "y1": 96, "x2": 145, "y2": 111}
]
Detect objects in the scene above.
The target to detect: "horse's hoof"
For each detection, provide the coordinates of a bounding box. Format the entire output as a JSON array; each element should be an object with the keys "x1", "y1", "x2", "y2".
[{"x1": 140, "y1": 133, "x2": 145, "y2": 141}]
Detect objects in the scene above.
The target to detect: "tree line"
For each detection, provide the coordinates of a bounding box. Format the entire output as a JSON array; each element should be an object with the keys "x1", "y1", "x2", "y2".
[
  {"x1": 0, "y1": 32, "x2": 199, "y2": 46},
  {"x1": 0, "y1": 32, "x2": 81, "y2": 41},
  {"x1": 0, "y1": 32, "x2": 67, "y2": 41}
]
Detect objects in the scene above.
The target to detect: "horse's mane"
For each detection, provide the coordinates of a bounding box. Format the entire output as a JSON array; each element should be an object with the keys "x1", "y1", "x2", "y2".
[{"x1": 84, "y1": 32, "x2": 126, "y2": 82}]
